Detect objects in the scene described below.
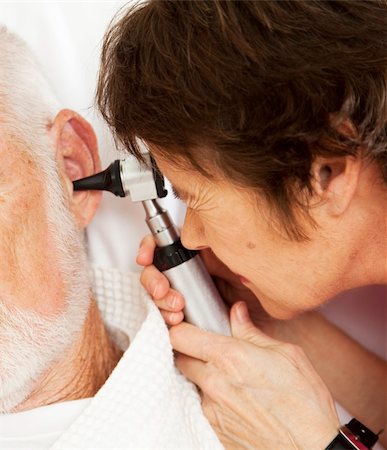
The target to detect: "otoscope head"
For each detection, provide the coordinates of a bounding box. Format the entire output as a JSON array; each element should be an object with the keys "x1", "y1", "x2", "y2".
[{"x1": 73, "y1": 154, "x2": 167, "y2": 202}]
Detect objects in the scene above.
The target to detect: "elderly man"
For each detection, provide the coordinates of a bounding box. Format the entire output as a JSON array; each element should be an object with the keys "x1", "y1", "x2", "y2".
[{"x1": 0, "y1": 28, "x2": 222, "y2": 450}]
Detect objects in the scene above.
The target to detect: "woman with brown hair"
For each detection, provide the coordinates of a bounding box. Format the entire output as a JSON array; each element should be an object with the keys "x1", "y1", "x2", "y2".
[{"x1": 97, "y1": 1, "x2": 387, "y2": 448}]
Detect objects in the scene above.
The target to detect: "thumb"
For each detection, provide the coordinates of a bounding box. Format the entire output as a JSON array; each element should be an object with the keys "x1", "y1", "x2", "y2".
[{"x1": 231, "y1": 301, "x2": 275, "y2": 346}]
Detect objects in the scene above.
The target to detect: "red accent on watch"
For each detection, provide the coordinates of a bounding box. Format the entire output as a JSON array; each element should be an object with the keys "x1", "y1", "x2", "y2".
[{"x1": 339, "y1": 426, "x2": 370, "y2": 450}]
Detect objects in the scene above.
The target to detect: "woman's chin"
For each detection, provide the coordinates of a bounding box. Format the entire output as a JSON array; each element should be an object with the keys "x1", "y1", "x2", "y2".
[{"x1": 249, "y1": 287, "x2": 299, "y2": 321}]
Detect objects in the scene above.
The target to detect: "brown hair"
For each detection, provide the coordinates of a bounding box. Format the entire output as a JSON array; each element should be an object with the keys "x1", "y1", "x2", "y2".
[{"x1": 97, "y1": 0, "x2": 387, "y2": 239}]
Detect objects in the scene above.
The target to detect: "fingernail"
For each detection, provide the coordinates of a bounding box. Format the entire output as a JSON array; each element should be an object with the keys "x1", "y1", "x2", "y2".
[
  {"x1": 170, "y1": 296, "x2": 179, "y2": 309},
  {"x1": 150, "y1": 279, "x2": 159, "y2": 297},
  {"x1": 236, "y1": 302, "x2": 249, "y2": 324},
  {"x1": 136, "y1": 249, "x2": 145, "y2": 261},
  {"x1": 168, "y1": 312, "x2": 176, "y2": 323}
]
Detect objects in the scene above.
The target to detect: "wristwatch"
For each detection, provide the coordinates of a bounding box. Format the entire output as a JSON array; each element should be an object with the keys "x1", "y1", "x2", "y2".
[{"x1": 325, "y1": 419, "x2": 381, "y2": 450}]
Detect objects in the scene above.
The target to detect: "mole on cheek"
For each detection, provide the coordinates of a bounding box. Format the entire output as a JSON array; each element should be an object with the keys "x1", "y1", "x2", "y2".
[{"x1": 246, "y1": 241, "x2": 256, "y2": 249}]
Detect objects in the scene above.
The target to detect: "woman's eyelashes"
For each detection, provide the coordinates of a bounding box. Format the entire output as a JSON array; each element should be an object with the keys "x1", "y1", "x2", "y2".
[{"x1": 172, "y1": 186, "x2": 182, "y2": 200}]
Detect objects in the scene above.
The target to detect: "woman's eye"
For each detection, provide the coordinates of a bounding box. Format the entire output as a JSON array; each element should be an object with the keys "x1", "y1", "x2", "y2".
[{"x1": 172, "y1": 187, "x2": 182, "y2": 200}]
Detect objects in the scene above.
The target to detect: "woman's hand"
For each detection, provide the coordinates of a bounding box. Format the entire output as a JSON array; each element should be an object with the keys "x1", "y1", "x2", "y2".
[
  {"x1": 172, "y1": 302, "x2": 340, "y2": 450},
  {"x1": 137, "y1": 234, "x2": 186, "y2": 325},
  {"x1": 137, "y1": 236, "x2": 340, "y2": 448}
]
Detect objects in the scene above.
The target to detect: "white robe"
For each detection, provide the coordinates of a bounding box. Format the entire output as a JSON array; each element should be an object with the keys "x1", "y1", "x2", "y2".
[
  {"x1": 51, "y1": 266, "x2": 223, "y2": 450},
  {"x1": 0, "y1": 267, "x2": 223, "y2": 450}
]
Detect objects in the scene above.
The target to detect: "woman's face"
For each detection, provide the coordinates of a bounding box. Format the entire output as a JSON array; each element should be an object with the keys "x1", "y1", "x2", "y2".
[{"x1": 154, "y1": 156, "x2": 354, "y2": 320}]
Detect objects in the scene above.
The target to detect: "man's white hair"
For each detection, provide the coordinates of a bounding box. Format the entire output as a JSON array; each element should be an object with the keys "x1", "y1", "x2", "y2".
[
  {"x1": 0, "y1": 27, "x2": 92, "y2": 412},
  {"x1": 0, "y1": 26, "x2": 59, "y2": 147}
]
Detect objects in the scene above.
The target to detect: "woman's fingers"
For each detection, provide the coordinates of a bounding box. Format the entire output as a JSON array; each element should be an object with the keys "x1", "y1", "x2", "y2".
[
  {"x1": 169, "y1": 322, "x2": 227, "y2": 362},
  {"x1": 176, "y1": 353, "x2": 235, "y2": 406},
  {"x1": 230, "y1": 301, "x2": 277, "y2": 346},
  {"x1": 160, "y1": 309, "x2": 185, "y2": 326},
  {"x1": 154, "y1": 289, "x2": 185, "y2": 312},
  {"x1": 140, "y1": 264, "x2": 170, "y2": 299},
  {"x1": 136, "y1": 234, "x2": 156, "y2": 266},
  {"x1": 137, "y1": 234, "x2": 186, "y2": 325},
  {"x1": 169, "y1": 304, "x2": 275, "y2": 363},
  {"x1": 175, "y1": 353, "x2": 210, "y2": 389}
]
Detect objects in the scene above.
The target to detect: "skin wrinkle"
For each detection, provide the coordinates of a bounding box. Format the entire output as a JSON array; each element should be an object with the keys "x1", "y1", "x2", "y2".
[{"x1": 19, "y1": 301, "x2": 122, "y2": 411}]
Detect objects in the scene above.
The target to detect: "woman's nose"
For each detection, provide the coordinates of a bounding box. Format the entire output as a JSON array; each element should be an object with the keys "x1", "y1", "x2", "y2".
[{"x1": 180, "y1": 209, "x2": 208, "y2": 251}]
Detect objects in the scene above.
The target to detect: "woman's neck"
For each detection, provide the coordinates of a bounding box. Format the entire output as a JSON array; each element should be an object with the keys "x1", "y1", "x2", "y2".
[{"x1": 15, "y1": 300, "x2": 122, "y2": 412}]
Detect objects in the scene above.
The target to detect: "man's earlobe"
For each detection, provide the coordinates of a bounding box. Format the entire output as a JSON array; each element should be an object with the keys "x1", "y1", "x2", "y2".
[
  {"x1": 50, "y1": 109, "x2": 102, "y2": 229},
  {"x1": 311, "y1": 154, "x2": 362, "y2": 216}
]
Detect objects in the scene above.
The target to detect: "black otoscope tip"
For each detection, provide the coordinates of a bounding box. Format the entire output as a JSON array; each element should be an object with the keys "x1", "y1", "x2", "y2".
[{"x1": 73, "y1": 160, "x2": 125, "y2": 197}]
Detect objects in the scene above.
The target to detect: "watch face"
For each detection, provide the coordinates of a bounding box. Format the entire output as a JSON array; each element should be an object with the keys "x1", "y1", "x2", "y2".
[{"x1": 325, "y1": 434, "x2": 358, "y2": 450}]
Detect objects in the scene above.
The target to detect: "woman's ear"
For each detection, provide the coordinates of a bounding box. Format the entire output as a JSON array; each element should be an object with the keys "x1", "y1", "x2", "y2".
[
  {"x1": 49, "y1": 109, "x2": 102, "y2": 229},
  {"x1": 311, "y1": 154, "x2": 362, "y2": 217}
]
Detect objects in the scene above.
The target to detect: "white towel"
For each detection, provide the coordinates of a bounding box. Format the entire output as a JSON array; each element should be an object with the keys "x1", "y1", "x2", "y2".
[{"x1": 50, "y1": 266, "x2": 223, "y2": 450}]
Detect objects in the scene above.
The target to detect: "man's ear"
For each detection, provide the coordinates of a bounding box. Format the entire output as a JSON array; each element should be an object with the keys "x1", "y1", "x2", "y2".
[
  {"x1": 311, "y1": 154, "x2": 362, "y2": 217},
  {"x1": 49, "y1": 109, "x2": 102, "y2": 229}
]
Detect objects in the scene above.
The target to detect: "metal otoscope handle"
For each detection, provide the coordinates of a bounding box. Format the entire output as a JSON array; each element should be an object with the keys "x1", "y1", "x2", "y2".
[{"x1": 143, "y1": 200, "x2": 231, "y2": 336}]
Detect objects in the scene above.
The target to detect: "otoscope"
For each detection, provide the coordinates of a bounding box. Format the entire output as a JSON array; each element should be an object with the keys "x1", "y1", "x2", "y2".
[{"x1": 73, "y1": 154, "x2": 231, "y2": 336}]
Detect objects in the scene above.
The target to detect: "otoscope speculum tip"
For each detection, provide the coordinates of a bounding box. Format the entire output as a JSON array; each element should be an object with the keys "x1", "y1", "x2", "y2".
[{"x1": 73, "y1": 160, "x2": 125, "y2": 197}]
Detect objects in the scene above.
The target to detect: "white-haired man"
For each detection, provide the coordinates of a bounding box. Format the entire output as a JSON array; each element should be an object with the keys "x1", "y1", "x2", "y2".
[{"x1": 0, "y1": 28, "x2": 222, "y2": 450}]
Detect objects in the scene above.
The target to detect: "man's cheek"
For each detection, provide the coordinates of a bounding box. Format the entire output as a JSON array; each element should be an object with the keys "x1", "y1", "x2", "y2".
[
  {"x1": 0, "y1": 206, "x2": 21, "y2": 300},
  {"x1": 0, "y1": 199, "x2": 65, "y2": 315},
  {"x1": 19, "y1": 202, "x2": 66, "y2": 316}
]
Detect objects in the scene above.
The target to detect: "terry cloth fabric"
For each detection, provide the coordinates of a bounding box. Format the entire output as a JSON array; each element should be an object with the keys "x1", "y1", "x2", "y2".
[{"x1": 50, "y1": 266, "x2": 223, "y2": 450}]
